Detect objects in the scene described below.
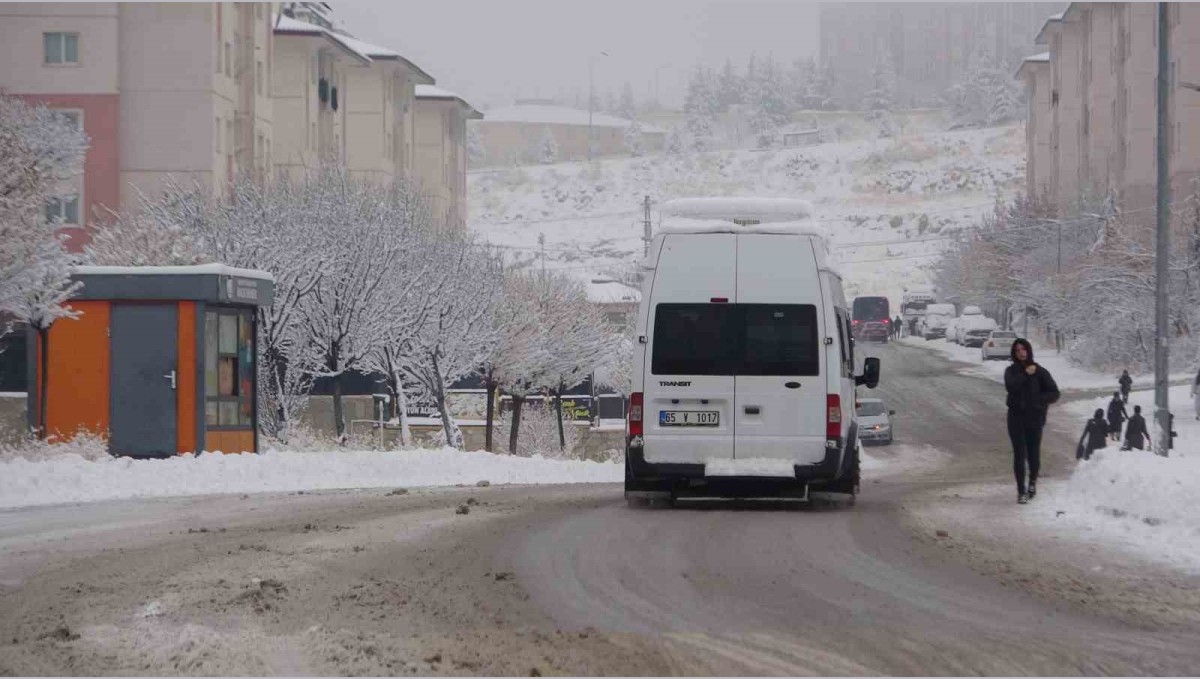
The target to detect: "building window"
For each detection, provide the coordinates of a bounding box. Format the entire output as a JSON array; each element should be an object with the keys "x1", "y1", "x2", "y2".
[
  {"x1": 45, "y1": 195, "x2": 80, "y2": 225},
  {"x1": 215, "y1": 116, "x2": 222, "y2": 155},
  {"x1": 204, "y1": 309, "x2": 254, "y2": 428},
  {"x1": 43, "y1": 32, "x2": 79, "y2": 65},
  {"x1": 226, "y1": 120, "x2": 233, "y2": 157},
  {"x1": 224, "y1": 42, "x2": 232, "y2": 77},
  {"x1": 256, "y1": 60, "x2": 263, "y2": 95}
]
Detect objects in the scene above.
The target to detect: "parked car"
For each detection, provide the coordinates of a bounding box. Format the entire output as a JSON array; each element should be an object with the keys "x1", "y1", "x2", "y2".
[
  {"x1": 960, "y1": 316, "x2": 999, "y2": 347},
  {"x1": 859, "y1": 320, "x2": 890, "y2": 343},
  {"x1": 625, "y1": 197, "x2": 881, "y2": 505},
  {"x1": 961, "y1": 305, "x2": 983, "y2": 316},
  {"x1": 856, "y1": 398, "x2": 894, "y2": 445},
  {"x1": 920, "y1": 303, "x2": 956, "y2": 340},
  {"x1": 981, "y1": 329, "x2": 1019, "y2": 360}
]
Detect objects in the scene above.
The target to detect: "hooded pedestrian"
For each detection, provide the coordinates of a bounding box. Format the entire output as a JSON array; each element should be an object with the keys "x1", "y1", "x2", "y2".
[
  {"x1": 1123, "y1": 405, "x2": 1150, "y2": 451},
  {"x1": 1077, "y1": 408, "x2": 1108, "y2": 460},
  {"x1": 1004, "y1": 338, "x2": 1060, "y2": 504},
  {"x1": 1118, "y1": 370, "x2": 1132, "y2": 403},
  {"x1": 1191, "y1": 369, "x2": 1200, "y2": 420},
  {"x1": 1106, "y1": 391, "x2": 1128, "y2": 441}
]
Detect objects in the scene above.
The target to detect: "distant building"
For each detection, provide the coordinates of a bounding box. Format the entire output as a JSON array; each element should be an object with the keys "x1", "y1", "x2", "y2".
[
  {"x1": 819, "y1": 2, "x2": 1063, "y2": 108},
  {"x1": 1017, "y1": 3, "x2": 1200, "y2": 212},
  {"x1": 474, "y1": 100, "x2": 665, "y2": 165}
]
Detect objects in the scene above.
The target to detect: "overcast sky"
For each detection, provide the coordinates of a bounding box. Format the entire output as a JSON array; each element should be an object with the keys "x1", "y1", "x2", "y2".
[{"x1": 332, "y1": 0, "x2": 820, "y2": 111}]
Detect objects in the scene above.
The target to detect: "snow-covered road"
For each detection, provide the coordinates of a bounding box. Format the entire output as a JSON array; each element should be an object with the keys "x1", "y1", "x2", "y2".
[{"x1": 3, "y1": 341, "x2": 1199, "y2": 675}]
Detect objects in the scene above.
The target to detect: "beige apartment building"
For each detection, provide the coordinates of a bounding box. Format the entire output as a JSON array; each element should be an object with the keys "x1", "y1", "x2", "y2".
[
  {"x1": 414, "y1": 86, "x2": 481, "y2": 228},
  {"x1": 1, "y1": 1, "x2": 478, "y2": 248},
  {"x1": 1020, "y1": 3, "x2": 1200, "y2": 213},
  {"x1": 0, "y1": 2, "x2": 274, "y2": 249}
]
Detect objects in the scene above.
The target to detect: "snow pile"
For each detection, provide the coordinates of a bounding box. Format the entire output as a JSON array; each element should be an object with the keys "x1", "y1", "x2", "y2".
[
  {"x1": 900, "y1": 335, "x2": 1193, "y2": 392},
  {"x1": 1029, "y1": 450, "x2": 1200, "y2": 573},
  {"x1": 0, "y1": 431, "x2": 110, "y2": 463},
  {"x1": 0, "y1": 448, "x2": 622, "y2": 510}
]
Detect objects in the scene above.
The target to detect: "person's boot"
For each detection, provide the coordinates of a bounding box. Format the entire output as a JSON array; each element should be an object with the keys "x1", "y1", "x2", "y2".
[
  {"x1": 1018, "y1": 492, "x2": 1029, "y2": 504},
  {"x1": 1028, "y1": 480, "x2": 1037, "y2": 499}
]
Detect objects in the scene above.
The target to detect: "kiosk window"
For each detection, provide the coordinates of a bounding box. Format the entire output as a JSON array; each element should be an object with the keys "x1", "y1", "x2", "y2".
[{"x1": 205, "y1": 309, "x2": 254, "y2": 427}]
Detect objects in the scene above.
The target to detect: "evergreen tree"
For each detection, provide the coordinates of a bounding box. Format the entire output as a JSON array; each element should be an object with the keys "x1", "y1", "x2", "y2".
[
  {"x1": 717, "y1": 58, "x2": 743, "y2": 112},
  {"x1": 807, "y1": 62, "x2": 836, "y2": 111},
  {"x1": 862, "y1": 53, "x2": 897, "y2": 115},
  {"x1": 623, "y1": 120, "x2": 645, "y2": 157},
  {"x1": 683, "y1": 67, "x2": 720, "y2": 150},
  {"x1": 537, "y1": 127, "x2": 559, "y2": 164},
  {"x1": 945, "y1": 49, "x2": 1024, "y2": 127},
  {"x1": 663, "y1": 124, "x2": 686, "y2": 155},
  {"x1": 747, "y1": 54, "x2": 791, "y2": 146},
  {"x1": 788, "y1": 56, "x2": 816, "y2": 111},
  {"x1": 466, "y1": 124, "x2": 486, "y2": 167},
  {"x1": 619, "y1": 82, "x2": 637, "y2": 120}
]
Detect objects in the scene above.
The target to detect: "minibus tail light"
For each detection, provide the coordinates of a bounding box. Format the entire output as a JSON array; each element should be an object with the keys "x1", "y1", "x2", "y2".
[
  {"x1": 826, "y1": 394, "x2": 842, "y2": 438},
  {"x1": 629, "y1": 392, "x2": 644, "y2": 436}
]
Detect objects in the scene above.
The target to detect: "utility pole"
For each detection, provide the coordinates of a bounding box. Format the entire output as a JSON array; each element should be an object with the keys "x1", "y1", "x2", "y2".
[
  {"x1": 1154, "y1": 1, "x2": 1172, "y2": 456},
  {"x1": 642, "y1": 195, "x2": 652, "y2": 257},
  {"x1": 538, "y1": 232, "x2": 546, "y2": 280}
]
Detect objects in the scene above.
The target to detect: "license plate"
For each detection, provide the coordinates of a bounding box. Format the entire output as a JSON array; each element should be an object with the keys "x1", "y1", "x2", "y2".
[{"x1": 659, "y1": 410, "x2": 719, "y2": 427}]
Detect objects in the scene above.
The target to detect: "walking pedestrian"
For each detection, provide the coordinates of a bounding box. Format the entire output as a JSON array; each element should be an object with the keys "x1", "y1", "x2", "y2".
[
  {"x1": 1077, "y1": 408, "x2": 1108, "y2": 461},
  {"x1": 1118, "y1": 370, "x2": 1132, "y2": 403},
  {"x1": 1004, "y1": 338, "x2": 1060, "y2": 504},
  {"x1": 1122, "y1": 405, "x2": 1150, "y2": 451},
  {"x1": 1191, "y1": 369, "x2": 1200, "y2": 420},
  {"x1": 1106, "y1": 392, "x2": 1128, "y2": 441}
]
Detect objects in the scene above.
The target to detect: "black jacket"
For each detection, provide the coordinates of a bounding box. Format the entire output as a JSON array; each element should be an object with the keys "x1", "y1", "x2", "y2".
[
  {"x1": 1107, "y1": 398, "x2": 1128, "y2": 424},
  {"x1": 1119, "y1": 373, "x2": 1132, "y2": 390},
  {"x1": 1124, "y1": 414, "x2": 1149, "y2": 448},
  {"x1": 1005, "y1": 362, "x2": 1061, "y2": 417},
  {"x1": 1081, "y1": 417, "x2": 1109, "y2": 453}
]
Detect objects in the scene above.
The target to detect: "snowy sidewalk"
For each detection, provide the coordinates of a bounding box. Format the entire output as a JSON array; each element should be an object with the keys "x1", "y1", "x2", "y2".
[
  {"x1": 897, "y1": 335, "x2": 1192, "y2": 392},
  {"x1": 0, "y1": 448, "x2": 622, "y2": 510}
]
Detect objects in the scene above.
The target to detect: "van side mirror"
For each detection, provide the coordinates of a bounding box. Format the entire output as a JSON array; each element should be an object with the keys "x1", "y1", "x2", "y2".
[
  {"x1": 888, "y1": 410, "x2": 896, "y2": 416},
  {"x1": 855, "y1": 357, "x2": 881, "y2": 389}
]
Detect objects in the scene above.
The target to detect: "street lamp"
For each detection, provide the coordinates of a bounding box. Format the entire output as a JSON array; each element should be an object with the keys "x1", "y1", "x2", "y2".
[{"x1": 588, "y1": 51, "x2": 609, "y2": 163}]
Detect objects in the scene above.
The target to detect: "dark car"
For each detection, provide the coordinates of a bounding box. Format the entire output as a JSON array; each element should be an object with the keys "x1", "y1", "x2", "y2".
[{"x1": 858, "y1": 320, "x2": 890, "y2": 343}]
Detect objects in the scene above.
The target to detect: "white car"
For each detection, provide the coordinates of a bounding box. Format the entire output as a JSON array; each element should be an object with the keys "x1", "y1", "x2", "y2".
[
  {"x1": 981, "y1": 329, "x2": 1018, "y2": 360},
  {"x1": 625, "y1": 197, "x2": 880, "y2": 504},
  {"x1": 920, "y1": 303, "x2": 955, "y2": 340},
  {"x1": 855, "y1": 398, "x2": 894, "y2": 445},
  {"x1": 959, "y1": 316, "x2": 998, "y2": 347}
]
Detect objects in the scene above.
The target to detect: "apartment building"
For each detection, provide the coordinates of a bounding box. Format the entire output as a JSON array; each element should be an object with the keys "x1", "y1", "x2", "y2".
[
  {"x1": 0, "y1": 2, "x2": 274, "y2": 250},
  {"x1": 1020, "y1": 3, "x2": 1200, "y2": 212},
  {"x1": 413, "y1": 85, "x2": 481, "y2": 229},
  {"x1": 271, "y1": 1, "x2": 439, "y2": 182}
]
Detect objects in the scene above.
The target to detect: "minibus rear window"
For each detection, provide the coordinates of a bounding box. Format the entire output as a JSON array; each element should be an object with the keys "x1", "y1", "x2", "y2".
[
  {"x1": 651, "y1": 303, "x2": 819, "y2": 376},
  {"x1": 741, "y1": 304, "x2": 819, "y2": 376},
  {"x1": 651, "y1": 304, "x2": 737, "y2": 375}
]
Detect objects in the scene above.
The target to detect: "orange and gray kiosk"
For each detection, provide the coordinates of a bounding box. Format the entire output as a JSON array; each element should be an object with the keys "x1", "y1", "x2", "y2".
[{"x1": 28, "y1": 265, "x2": 274, "y2": 457}]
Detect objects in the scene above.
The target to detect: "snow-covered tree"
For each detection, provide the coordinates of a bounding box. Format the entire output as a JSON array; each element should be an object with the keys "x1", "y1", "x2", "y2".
[
  {"x1": 664, "y1": 124, "x2": 687, "y2": 155},
  {"x1": 0, "y1": 96, "x2": 88, "y2": 438},
  {"x1": 623, "y1": 120, "x2": 645, "y2": 157},
  {"x1": 806, "y1": 62, "x2": 836, "y2": 111},
  {"x1": 537, "y1": 127, "x2": 559, "y2": 164},
  {"x1": 535, "y1": 277, "x2": 611, "y2": 451},
  {"x1": 466, "y1": 124, "x2": 486, "y2": 167},
  {"x1": 787, "y1": 56, "x2": 817, "y2": 111},
  {"x1": 717, "y1": 58, "x2": 744, "y2": 112},
  {"x1": 862, "y1": 53, "x2": 897, "y2": 115},
  {"x1": 403, "y1": 236, "x2": 503, "y2": 449},
  {"x1": 619, "y1": 81, "x2": 637, "y2": 121},
  {"x1": 684, "y1": 67, "x2": 721, "y2": 151},
  {"x1": 747, "y1": 55, "x2": 791, "y2": 147},
  {"x1": 945, "y1": 49, "x2": 1024, "y2": 127}
]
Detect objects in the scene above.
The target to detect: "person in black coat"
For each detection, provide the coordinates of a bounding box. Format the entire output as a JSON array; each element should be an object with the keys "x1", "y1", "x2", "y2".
[
  {"x1": 1106, "y1": 392, "x2": 1128, "y2": 441},
  {"x1": 1004, "y1": 338, "x2": 1060, "y2": 504},
  {"x1": 1123, "y1": 405, "x2": 1150, "y2": 451},
  {"x1": 1118, "y1": 370, "x2": 1132, "y2": 403},
  {"x1": 1078, "y1": 408, "x2": 1108, "y2": 460}
]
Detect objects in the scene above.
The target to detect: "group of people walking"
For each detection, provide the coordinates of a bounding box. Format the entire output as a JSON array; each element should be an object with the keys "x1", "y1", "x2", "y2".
[{"x1": 1002, "y1": 344, "x2": 1169, "y2": 505}]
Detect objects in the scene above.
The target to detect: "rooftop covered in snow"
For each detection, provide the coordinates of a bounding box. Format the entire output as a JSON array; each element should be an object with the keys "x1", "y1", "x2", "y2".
[
  {"x1": 1035, "y1": 12, "x2": 1065, "y2": 45},
  {"x1": 661, "y1": 197, "x2": 814, "y2": 223},
  {"x1": 481, "y1": 104, "x2": 664, "y2": 133},
  {"x1": 586, "y1": 279, "x2": 641, "y2": 305},
  {"x1": 275, "y1": 14, "x2": 433, "y2": 81},
  {"x1": 415, "y1": 85, "x2": 482, "y2": 119}
]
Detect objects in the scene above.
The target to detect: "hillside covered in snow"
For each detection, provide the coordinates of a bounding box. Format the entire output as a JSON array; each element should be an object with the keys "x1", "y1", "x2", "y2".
[{"x1": 469, "y1": 122, "x2": 1025, "y2": 306}]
